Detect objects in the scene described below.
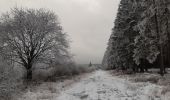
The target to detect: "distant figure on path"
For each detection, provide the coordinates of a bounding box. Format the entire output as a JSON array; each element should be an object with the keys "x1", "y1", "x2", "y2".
[{"x1": 89, "y1": 61, "x2": 92, "y2": 67}]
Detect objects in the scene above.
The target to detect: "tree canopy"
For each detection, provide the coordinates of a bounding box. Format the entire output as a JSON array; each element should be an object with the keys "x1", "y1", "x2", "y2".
[{"x1": 0, "y1": 8, "x2": 71, "y2": 79}]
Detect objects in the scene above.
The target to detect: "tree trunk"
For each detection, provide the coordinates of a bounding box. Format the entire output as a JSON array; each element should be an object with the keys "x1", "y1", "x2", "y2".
[
  {"x1": 145, "y1": 67, "x2": 148, "y2": 72},
  {"x1": 139, "y1": 64, "x2": 144, "y2": 73},
  {"x1": 136, "y1": 66, "x2": 139, "y2": 73},
  {"x1": 164, "y1": 67, "x2": 167, "y2": 73},
  {"x1": 140, "y1": 67, "x2": 144, "y2": 73},
  {"x1": 160, "y1": 47, "x2": 164, "y2": 76},
  {"x1": 153, "y1": 0, "x2": 164, "y2": 76},
  {"x1": 26, "y1": 63, "x2": 33, "y2": 80},
  {"x1": 26, "y1": 68, "x2": 32, "y2": 80},
  {"x1": 165, "y1": 1, "x2": 169, "y2": 74}
]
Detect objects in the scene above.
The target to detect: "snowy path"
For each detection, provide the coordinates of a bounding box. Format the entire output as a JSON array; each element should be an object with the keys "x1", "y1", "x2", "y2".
[
  {"x1": 57, "y1": 70, "x2": 163, "y2": 100},
  {"x1": 20, "y1": 70, "x2": 164, "y2": 100}
]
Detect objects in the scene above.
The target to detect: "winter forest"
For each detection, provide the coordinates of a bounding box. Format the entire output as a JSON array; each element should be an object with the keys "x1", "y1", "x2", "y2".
[
  {"x1": 1, "y1": 0, "x2": 170, "y2": 100},
  {"x1": 103, "y1": 0, "x2": 170, "y2": 76}
]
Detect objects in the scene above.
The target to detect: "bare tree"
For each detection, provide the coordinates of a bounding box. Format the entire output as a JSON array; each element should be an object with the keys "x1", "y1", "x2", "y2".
[{"x1": 0, "y1": 8, "x2": 69, "y2": 80}]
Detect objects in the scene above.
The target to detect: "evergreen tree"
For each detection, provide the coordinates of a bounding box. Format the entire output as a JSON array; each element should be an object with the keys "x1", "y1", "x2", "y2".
[
  {"x1": 103, "y1": 0, "x2": 139, "y2": 70},
  {"x1": 103, "y1": 0, "x2": 170, "y2": 76},
  {"x1": 134, "y1": 0, "x2": 170, "y2": 75}
]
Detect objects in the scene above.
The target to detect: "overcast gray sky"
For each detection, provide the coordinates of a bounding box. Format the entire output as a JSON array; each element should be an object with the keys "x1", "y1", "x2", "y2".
[{"x1": 0, "y1": 0, "x2": 120, "y2": 64}]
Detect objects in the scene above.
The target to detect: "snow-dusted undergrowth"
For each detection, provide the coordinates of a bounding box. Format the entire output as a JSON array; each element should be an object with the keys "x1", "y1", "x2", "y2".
[{"x1": 19, "y1": 70, "x2": 170, "y2": 100}]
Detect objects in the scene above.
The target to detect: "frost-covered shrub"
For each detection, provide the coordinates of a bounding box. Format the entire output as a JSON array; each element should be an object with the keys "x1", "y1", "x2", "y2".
[
  {"x1": 51, "y1": 63, "x2": 95, "y2": 77},
  {"x1": 0, "y1": 61, "x2": 22, "y2": 100},
  {"x1": 32, "y1": 62, "x2": 97, "y2": 82},
  {"x1": 32, "y1": 63, "x2": 74, "y2": 81}
]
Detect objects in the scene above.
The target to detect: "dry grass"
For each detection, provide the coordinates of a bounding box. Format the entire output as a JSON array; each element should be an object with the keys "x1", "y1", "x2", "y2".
[
  {"x1": 161, "y1": 85, "x2": 170, "y2": 95},
  {"x1": 48, "y1": 85, "x2": 57, "y2": 93},
  {"x1": 110, "y1": 70, "x2": 170, "y2": 98},
  {"x1": 132, "y1": 74, "x2": 161, "y2": 83},
  {"x1": 158, "y1": 74, "x2": 170, "y2": 95},
  {"x1": 128, "y1": 72, "x2": 170, "y2": 95},
  {"x1": 158, "y1": 75, "x2": 170, "y2": 86}
]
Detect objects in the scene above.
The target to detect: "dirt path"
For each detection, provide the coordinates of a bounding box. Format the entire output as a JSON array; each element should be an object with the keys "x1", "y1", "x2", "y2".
[{"x1": 19, "y1": 70, "x2": 165, "y2": 100}]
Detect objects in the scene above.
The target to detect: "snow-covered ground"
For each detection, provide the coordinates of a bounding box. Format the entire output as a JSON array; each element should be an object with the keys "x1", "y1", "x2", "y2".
[{"x1": 19, "y1": 70, "x2": 169, "y2": 100}]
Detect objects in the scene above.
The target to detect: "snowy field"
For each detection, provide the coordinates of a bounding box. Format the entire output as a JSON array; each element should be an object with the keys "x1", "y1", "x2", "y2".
[{"x1": 19, "y1": 70, "x2": 170, "y2": 100}]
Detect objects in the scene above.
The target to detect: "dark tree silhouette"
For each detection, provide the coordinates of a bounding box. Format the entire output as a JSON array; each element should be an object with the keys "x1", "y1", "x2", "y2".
[{"x1": 0, "y1": 8, "x2": 69, "y2": 80}]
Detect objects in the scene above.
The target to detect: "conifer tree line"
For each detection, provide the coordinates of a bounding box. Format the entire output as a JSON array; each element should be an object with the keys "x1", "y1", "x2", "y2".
[{"x1": 102, "y1": 0, "x2": 170, "y2": 76}]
